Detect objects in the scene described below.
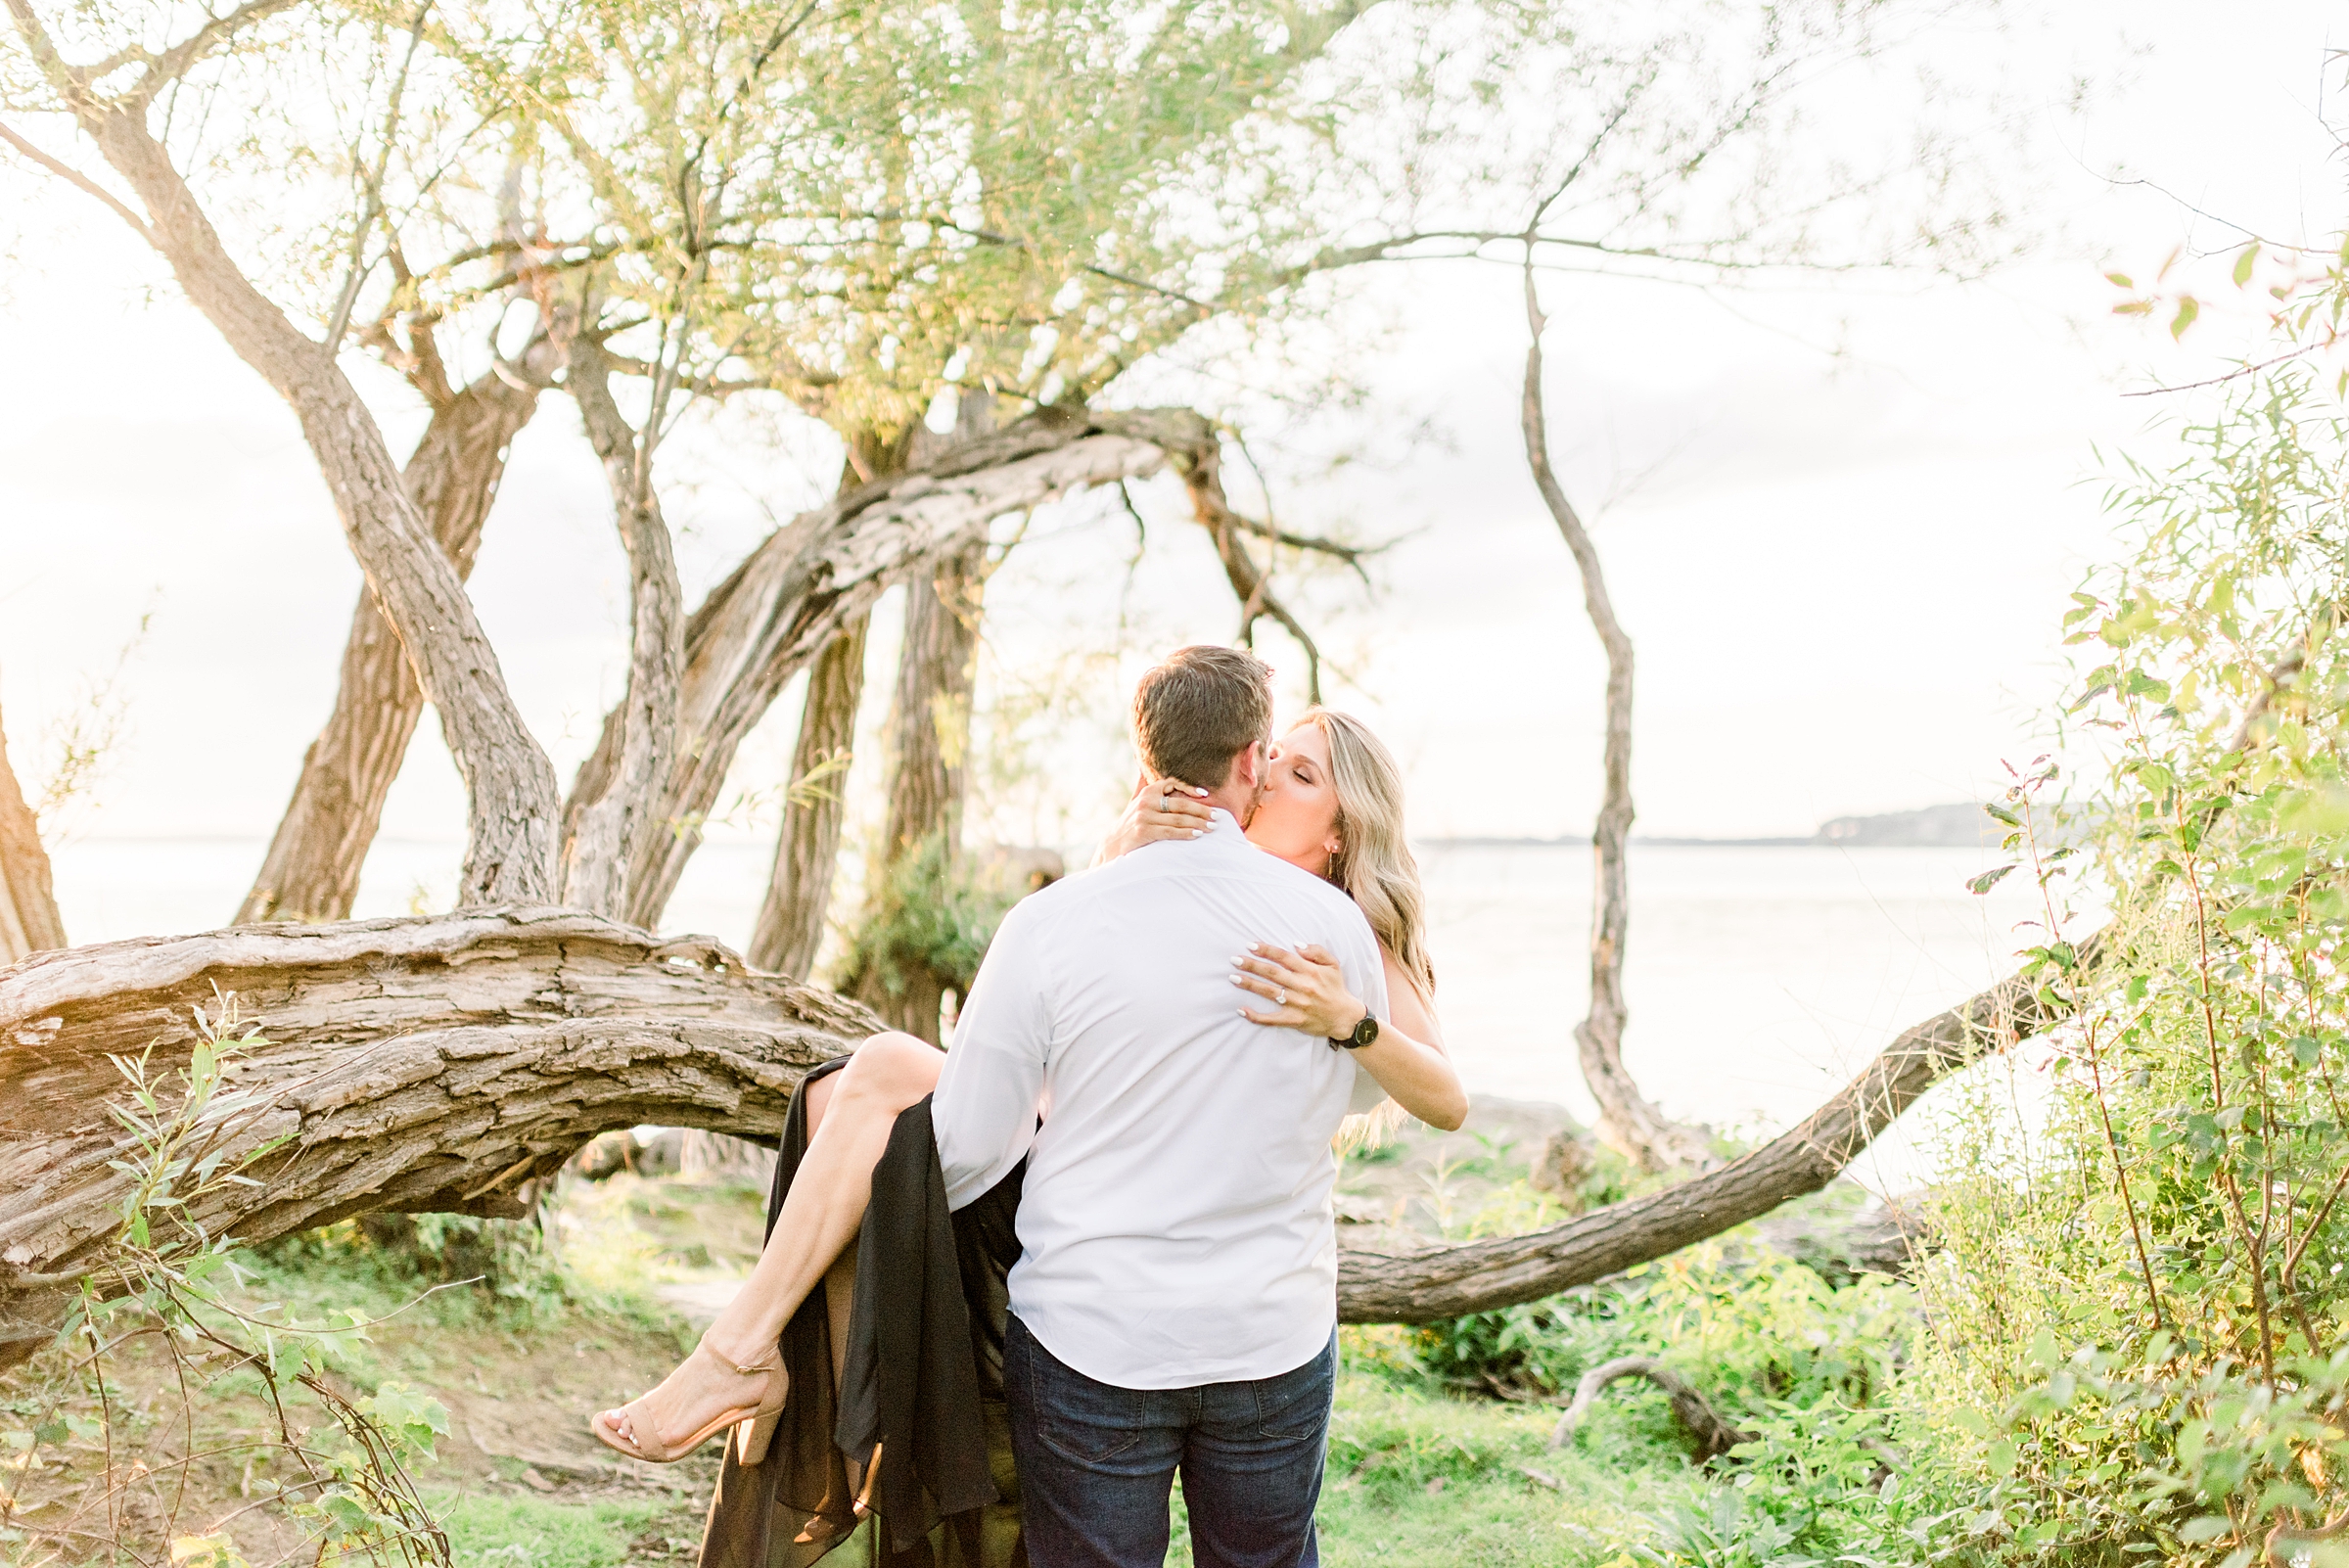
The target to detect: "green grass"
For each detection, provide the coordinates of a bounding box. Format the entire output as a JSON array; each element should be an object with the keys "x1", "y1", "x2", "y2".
[
  {"x1": 1152, "y1": 1369, "x2": 1681, "y2": 1567},
  {"x1": 439, "y1": 1494, "x2": 703, "y2": 1568},
  {"x1": 16, "y1": 1171, "x2": 1873, "y2": 1568}
]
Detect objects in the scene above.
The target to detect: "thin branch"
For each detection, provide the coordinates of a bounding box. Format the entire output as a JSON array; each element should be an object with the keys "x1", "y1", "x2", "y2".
[
  {"x1": 1227, "y1": 515, "x2": 1384, "y2": 583},
  {"x1": 2123, "y1": 343, "x2": 2333, "y2": 398},
  {"x1": 131, "y1": 0, "x2": 303, "y2": 104},
  {"x1": 2231, "y1": 603, "x2": 2338, "y2": 755},
  {"x1": 321, "y1": 2, "x2": 434, "y2": 356},
  {"x1": 1174, "y1": 443, "x2": 1327, "y2": 703},
  {"x1": 1530, "y1": 68, "x2": 1657, "y2": 231},
  {"x1": 0, "y1": 120, "x2": 152, "y2": 240}
]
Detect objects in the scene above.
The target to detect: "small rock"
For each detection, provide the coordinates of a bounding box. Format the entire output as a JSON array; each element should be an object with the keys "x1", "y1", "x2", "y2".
[
  {"x1": 519, "y1": 1467, "x2": 555, "y2": 1493},
  {"x1": 1424, "y1": 1477, "x2": 1446, "y2": 1496},
  {"x1": 1528, "y1": 1130, "x2": 1597, "y2": 1199}
]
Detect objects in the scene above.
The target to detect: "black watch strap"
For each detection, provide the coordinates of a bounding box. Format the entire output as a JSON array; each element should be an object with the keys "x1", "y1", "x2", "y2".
[{"x1": 1330, "y1": 1013, "x2": 1379, "y2": 1050}]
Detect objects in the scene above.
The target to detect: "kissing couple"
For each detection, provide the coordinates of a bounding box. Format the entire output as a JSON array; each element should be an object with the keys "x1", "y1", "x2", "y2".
[{"x1": 592, "y1": 645, "x2": 1468, "y2": 1568}]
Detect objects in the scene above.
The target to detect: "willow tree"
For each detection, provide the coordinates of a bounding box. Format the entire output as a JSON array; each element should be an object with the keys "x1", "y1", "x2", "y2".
[
  {"x1": 0, "y1": 0, "x2": 2072, "y2": 1379},
  {"x1": 200, "y1": 0, "x2": 1399, "y2": 970}
]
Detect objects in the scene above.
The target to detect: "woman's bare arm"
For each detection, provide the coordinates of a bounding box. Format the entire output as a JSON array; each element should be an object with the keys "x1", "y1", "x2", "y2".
[{"x1": 1231, "y1": 942, "x2": 1469, "y2": 1131}]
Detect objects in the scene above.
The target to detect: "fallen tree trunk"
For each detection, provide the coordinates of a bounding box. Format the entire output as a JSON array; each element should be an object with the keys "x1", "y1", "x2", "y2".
[
  {"x1": 1335, "y1": 940, "x2": 2091, "y2": 1321},
  {"x1": 1, "y1": 915, "x2": 2091, "y2": 1368},
  {"x1": 0, "y1": 909, "x2": 874, "y2": 1370}
]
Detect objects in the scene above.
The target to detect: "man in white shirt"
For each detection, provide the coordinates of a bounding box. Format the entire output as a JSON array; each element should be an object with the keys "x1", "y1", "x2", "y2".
[{"x1": 934, "y1": 646, "x2": 1389, "y2": 1568}]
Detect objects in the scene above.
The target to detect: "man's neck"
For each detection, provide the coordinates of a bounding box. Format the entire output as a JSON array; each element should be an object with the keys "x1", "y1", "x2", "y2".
[{"x1": 1199, "y1": 785, "x2": 1254, "y2": 828}]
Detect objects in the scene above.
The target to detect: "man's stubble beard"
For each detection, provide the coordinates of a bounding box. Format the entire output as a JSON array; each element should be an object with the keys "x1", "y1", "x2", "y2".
[{"x1": 1236, "y1": 739, "x2": 1269, "y2": 829}]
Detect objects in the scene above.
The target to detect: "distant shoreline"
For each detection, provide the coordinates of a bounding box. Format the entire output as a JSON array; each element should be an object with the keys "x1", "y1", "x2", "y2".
[
  {"x1": 1425, "y1": 803, "x2": 1998, "y2": 852},
  {"x1": 60, "y1": 804, "x2": 1999, "y2": 854},
  {"x1": 1421, "y1": 835, "x2": 1927, "y2": 850}
]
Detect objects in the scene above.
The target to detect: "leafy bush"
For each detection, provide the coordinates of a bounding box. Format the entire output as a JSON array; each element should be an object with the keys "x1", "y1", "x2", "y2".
[
  {"x1": 835, "y1": 831, "x2": 1017, "y2": 1002},
  {"x1": 1877, "y1": 244, "x2": 2349, "y2": 1566},
  {"x1": 253, "y1": 1210, "x2": 576, "y2": 1323},
  {"x1": 1408, "y1": 1232, "x2": 1914, "y2": 1415}
]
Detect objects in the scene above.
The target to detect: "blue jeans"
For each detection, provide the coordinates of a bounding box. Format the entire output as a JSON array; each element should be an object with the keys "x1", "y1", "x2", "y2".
[{"x1": 1004, "y1": 1314, "x2": 1336, "y2": 1568}]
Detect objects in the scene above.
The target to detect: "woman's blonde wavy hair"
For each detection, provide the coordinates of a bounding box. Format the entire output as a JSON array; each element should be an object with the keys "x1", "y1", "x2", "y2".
[
  {"x1": 1296, "y1": 710, "x2": 1438, "y2": 1152},
  {"x1": 1300, "y1": 708, "x2": 1434, "y2": 999}
]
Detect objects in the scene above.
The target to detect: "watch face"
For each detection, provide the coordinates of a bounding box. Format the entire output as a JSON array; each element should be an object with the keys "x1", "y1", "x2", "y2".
[{"x1": 1354, "y1": 1016, "x2": 1379, "y2": 1047}]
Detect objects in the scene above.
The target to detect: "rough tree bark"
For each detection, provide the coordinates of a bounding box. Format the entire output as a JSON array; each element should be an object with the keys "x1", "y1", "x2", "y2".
[
  {"x1": 0, "y1": 697, "x2": 66, "y2": 963},
  {"x1": 556, "y1": 336, "x2": 685, "y2": 918},
  {"x1": 6, "y1": 19, "x2": 566, "y2": 905},
  {"x1": 1335, "y1": 939, "x2": 2091, "y2": 1321},
  {"x1": 1520, "y1": 262, "x2": 1709, "y2": 1172},
  {"x1": 235, "y1": 366, "x2": 543, "y2": 924},
  {"x1": 0, "y1": 910, "x2": 875, "y2": 1370},
  {"x1": 747, "y1": 614, "x2": 871, "y2": 979},
  {"x1": 565, "y1": 405, "x2": 1216, "y2": 930},
  {"x1": 849, "y1": 537, "x2": 988, "y2": 1042}
]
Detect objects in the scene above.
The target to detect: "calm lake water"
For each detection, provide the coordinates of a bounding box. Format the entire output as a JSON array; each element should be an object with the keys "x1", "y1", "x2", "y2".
[{"x1": 47, "y1": 836, "x2": 2057, "y2": 1191}]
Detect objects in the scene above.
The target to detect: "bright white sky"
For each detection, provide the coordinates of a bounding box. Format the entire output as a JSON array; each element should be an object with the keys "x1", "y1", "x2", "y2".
[{"x1": 2, "y1": 1, "x2": 2344, "y2": 884}]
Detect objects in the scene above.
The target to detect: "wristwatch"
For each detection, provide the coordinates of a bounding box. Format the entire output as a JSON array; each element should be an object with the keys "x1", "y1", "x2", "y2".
[{"x1": 1330, "y1": 1012, "x2": 1379, "y2": 1050}]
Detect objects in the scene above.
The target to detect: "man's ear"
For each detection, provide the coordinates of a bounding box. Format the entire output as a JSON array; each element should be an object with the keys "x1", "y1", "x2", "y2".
[{"x1": 1234, "y1": 739, "x2": 1267, "y2": 792}]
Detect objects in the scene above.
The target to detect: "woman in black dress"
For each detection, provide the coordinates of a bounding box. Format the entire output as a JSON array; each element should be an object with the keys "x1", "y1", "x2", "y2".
[{"x1": 589, "y1": 711, "x2": 1467, "y2": 1565}]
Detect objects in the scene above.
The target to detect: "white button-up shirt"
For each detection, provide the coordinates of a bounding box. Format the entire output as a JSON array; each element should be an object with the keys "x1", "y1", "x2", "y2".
[{"x1": 933, "y1": 808, "x2": 1390, "y2": 1389}]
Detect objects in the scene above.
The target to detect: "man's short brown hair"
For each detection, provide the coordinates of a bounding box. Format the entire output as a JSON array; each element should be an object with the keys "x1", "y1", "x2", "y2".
[{"x1": 1132, "y1": 646, "x2": 1274, "y2": 790}]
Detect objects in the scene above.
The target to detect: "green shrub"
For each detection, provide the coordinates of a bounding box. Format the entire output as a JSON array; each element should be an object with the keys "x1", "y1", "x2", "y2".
[
  {"x1": 1873, "y1": 246, "x2": 2349, "y2": 1565},
  {"x1": 1407, "y1": 1230, "x2": 1914, "y2": 1413},
  {"x1": 835, "y1": 831, "x2": 1016, "y2": 1002},
  {"x1": 253, "y1": 1210, "x2": 574, "y2": 1323}
]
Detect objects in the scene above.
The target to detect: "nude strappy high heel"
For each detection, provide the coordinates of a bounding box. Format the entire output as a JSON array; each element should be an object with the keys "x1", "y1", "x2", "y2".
[{"x1": 589, "y1": 1340, "x2": 789, "y2": 1465}]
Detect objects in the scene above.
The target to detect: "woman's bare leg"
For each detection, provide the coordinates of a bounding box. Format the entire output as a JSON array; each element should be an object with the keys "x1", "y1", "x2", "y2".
[{"x1": 591, "y1": 1031, "x2": 944, "y2": 1458}]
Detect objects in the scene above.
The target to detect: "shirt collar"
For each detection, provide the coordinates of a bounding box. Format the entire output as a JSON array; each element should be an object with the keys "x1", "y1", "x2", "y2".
[{"x1": 1202, "y1": 807, "x2": 1249, "y2": 841}]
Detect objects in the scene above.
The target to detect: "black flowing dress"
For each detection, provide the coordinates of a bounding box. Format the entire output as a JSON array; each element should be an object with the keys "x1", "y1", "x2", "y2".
[{"x1": 698, "y1": 1056, "x2": 1028, "y2": 1568}]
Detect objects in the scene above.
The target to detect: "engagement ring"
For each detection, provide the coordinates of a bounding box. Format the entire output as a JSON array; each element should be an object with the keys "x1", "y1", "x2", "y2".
[{"x1": 1275, "y1": 987, "x2": 1287, "y2": 1005}]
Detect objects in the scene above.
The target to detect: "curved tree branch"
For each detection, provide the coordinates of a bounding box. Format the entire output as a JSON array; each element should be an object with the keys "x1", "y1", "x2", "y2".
[
  {"x1": 1166, "y1": 432, "x2": 1328, "y2": 704},
  {"x1": 1336, "y1": 938, "x2": 2096, "y2": 1321},
  {"x1": 590, "y1": 405, "x2": 1219, "y2": 929},
  {"x1": 0, "y1": 921, "x2": 2094, "y2": 1369},
  {"x1": 1547, "y1": 1356, "x2": 1752, "y2": 1460},
  {"x1": 1522, "y1": 256, "x2": 1706, "y2": 1171}
]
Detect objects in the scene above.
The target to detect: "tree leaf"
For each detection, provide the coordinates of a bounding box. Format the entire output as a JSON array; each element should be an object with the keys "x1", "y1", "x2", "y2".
[{"x1": 1967, "y1": 864, "x2": 2016, "y2": 896}]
